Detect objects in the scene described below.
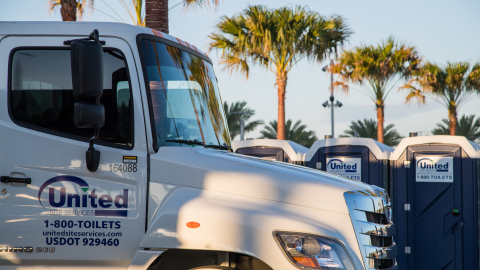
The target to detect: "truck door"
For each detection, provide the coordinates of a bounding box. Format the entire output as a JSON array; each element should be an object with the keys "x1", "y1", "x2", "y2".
[
  {"x1": 406, "y1": 146, "x2": 462, "y2": 270},
  {"x1": 0, "y1": 36, "x2": 147, "y2": 268}
]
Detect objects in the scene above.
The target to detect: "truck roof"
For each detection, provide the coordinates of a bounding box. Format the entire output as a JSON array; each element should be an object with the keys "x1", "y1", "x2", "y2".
[{"x1": 0, "y1": 21, "x2": 210, "y2": 59}]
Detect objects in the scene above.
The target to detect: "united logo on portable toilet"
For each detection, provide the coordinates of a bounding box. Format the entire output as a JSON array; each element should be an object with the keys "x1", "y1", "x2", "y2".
[
  {"x1": 326, "y1": 157, "x2": 361, "y2": 181},
  {"x1": 415, "y1": 156, "x2": 453, "y2": 182}
]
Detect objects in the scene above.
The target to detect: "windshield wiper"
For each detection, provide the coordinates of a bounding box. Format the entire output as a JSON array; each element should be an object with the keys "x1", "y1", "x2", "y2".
[
  {"x1": 165, "y1": 139, "x2": 205, "y2": 147},
  {"x1": 164, "y1": 139, "x2": 231, "y2": 151},
  {"x1": 204, "y1": 143, "x2": 232, "y2": 151}
]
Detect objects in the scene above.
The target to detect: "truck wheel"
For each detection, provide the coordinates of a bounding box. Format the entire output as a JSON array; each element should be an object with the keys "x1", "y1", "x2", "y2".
[{"x1": 189, "y1": 267, "x2": 237, "y2": 270}]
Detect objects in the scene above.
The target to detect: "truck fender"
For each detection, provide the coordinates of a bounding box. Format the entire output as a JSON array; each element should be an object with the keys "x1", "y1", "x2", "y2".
[
  {"x1": 128, "y1": 250, "x2": 164, "y2": 270},
  {"x1": 139, "y1": 186, "x2": 364, "y2": 270}
]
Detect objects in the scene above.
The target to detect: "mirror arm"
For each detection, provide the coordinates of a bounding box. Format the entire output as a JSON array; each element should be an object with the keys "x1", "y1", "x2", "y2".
[
  {"x1": 85, "y1": 76, "x2": 102, "y2": 172},
  {"x1": 90, "y1": 96, "x2": 101, "y2": 147},
  {"x1": 64, "y1": 29, "x2": 106, "y2": 46},
  {"x1": 88, "y1": 125, "x2": 100, "y2": 150},
  {"x1": 64, "y1": 39, "x2": 106, "y2": 46},
  {"x1": 89, "y1": 29, "x2": 100, "y2": 44},
  {"x1": 86, "y1": 125, "x2": 101, "y2": 173}
]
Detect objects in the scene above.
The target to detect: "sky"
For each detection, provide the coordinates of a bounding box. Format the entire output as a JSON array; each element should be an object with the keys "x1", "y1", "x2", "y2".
[{"x1": 1, "y1": 0, "x2": 479, "y2": 142}]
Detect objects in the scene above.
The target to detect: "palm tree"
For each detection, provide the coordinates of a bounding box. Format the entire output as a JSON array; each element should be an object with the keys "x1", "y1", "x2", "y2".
[
  {"x1": 330, "y1": 37, "x2": 421, "y2": 144},
  {"x1": 431, "y1": 114, "x2": 480, "y2": 142},
  {"x1": 209, "y1": 5, "x2": 350, "y2": 140},
  {"x1": 340, "y1": 118, "x2": 377, "y2": 138},
  {"x1": 118, "y1": 0, "x2": 145, "y2": 26},
  {"x1": 223, "y1": 101, "x2": 263, "y2": 141},
  {"x1": 339, "y1": 118, "x2": 402, "y2": 147},
  {"x1": 145, "y1": 0, "x2": 168, "y2": 32},
  {"x1": 48, "y1": 0, "x2": 207, "y2": 28},
  {"x1": 49, "y1": 0, "x2": 94, "y2": 21},
  {"x1": 401, "y1": 61, "x2": 480, "y2": 135},
  {"x1": 146, "y1": 0, "x2": 219, "y2": 33},
  {"x1": 259, "y1": 119, "x2": 318, "y2": 148},
  {"x1": 92, "y1": 0, "x2": 145, "y2": 26}
]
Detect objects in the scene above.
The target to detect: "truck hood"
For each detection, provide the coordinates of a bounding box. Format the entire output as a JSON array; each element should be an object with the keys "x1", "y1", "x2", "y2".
[{"x1": 150, "y1": 147, "x2": 374, "y2": 214}]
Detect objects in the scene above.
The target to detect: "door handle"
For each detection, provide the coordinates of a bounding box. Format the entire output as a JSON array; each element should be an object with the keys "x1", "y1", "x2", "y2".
[{"x1": 1, "y1": 176, "x2": 31, "y2": 184}]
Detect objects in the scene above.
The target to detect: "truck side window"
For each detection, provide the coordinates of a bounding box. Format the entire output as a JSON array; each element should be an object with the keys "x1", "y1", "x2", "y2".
[{"x1": 9, "y1": 49, "x2": 133, "y2": 148}]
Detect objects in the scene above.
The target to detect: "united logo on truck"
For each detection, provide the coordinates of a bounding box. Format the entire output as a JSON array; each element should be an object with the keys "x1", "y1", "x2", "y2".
[{"x1": 38, "y1": 175, "x2": 129, "y2": 217}]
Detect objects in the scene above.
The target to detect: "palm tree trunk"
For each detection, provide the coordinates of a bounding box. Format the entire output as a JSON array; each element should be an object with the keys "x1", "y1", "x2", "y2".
[
  {"x1": 376, "y1": 103, "x2": 385, "y2": 143},
  {"x1": 146, "y1": 0, "x2": 169, "y2": 33},
  {"x1": 276, "y1": 74, "x2": 287, "y2": 140},
  {"x1": 60, "y1": 0, "x2": 77, "y2": 21},
  {"x1": 448, "y1": 107, "x2": 457, "y2": 135}
]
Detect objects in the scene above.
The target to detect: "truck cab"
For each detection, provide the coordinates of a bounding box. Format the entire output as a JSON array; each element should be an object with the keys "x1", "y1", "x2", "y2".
[{"x1": 0, "y1": 22, "x2": 396, "y2": 270}]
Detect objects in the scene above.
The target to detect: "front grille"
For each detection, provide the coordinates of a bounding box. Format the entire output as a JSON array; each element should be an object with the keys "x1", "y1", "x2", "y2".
[
  {"x1": 370, "y1": 235, "x2": 393, "y2": 247},
  {"x1": 365, "y1": 212, "x2": 389, "y2": 224},
  {"x1": 344, "y1": 188, "x2": 398, "y2": 270},
  {"x1": 371, "y1": 259, "x2": 395, "y2": 269}
]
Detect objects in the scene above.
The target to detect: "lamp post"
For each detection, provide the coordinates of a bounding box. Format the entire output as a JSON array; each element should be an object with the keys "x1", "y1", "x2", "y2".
[
  {"x1": 233, "y1": 112, "x2": 250, "y2": 141},
  {"x1": 322, "y1": 60, "x2": 342, "y2": 138}
]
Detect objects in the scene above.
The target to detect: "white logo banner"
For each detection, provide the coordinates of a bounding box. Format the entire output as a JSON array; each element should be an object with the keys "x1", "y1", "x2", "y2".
[
  {"x1": 415, "y1": 156, "x2": 453, "y2": 182},
  {"x1": 326, "y1": 157, "x2": 361, "y2": 181}
]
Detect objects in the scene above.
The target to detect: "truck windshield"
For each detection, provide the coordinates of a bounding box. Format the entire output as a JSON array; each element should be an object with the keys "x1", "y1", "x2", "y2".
[{"x1": 139, "y1": 39, "x2": 230, "y2": 149}]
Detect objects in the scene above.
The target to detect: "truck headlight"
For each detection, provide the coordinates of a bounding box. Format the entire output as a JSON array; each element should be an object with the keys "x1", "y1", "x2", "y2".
[{"x1": 275, "y1": 232, "x2": 354, "y2": 269}]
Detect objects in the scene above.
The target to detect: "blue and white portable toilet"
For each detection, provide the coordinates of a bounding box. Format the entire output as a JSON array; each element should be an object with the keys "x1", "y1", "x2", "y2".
[
  {"x1": 305, "y1": 138, "x2": 394, "y2": 189},
  {"x1": 232, "y1": 139, "x2": 308, "y2": 165},
  {"x1": 389, "y1": 136, "x2": 480, "y2": 270}
]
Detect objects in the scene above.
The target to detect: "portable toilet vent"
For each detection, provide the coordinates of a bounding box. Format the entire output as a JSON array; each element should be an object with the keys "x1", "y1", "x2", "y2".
[
  {"x1": 305, "y1": 138, "x2": 394, "y2": 189},
  {"x1": 390, "y1": 135, "x2": 480, "y2": 270},
  {"x1": 232, "y1": 139, "x2": 308, "y2": 165}
]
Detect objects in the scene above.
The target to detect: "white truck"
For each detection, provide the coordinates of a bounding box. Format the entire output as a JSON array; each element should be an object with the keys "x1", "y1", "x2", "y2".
[{"x1": 0, "y1": 22, "x2": 396, "y2": 270}]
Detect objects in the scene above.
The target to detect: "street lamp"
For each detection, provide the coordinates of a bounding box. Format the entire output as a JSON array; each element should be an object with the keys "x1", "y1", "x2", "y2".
[
  {"x1": 322, "y1": 59, "x2": 342, "y2": 138},
  {"x1": 233, "y1": 111, "x2": 250, "y2": 141}
]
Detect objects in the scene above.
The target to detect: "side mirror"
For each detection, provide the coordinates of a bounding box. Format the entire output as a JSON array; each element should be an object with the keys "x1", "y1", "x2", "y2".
[
  {"x1": 74, "y1": 102, "x2": 105, "y2": 128},
  {"x1": 70, "y1": 34, "x2": 104, "y2": 99},
  {"x1": 68, "y1": 30, "x2": 105, "y2": 172}
]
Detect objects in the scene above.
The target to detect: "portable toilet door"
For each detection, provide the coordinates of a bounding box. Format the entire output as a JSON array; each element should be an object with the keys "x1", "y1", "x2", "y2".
[
  {"x1": 389, "y1": 136, "x2": 480, "y2": 270},
  {"x1": 304, "y1": 138, "x2": 393, "y2": 189},
  {"x1": 231, "y1": 139, "x2": 308, "y2": 165}
]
